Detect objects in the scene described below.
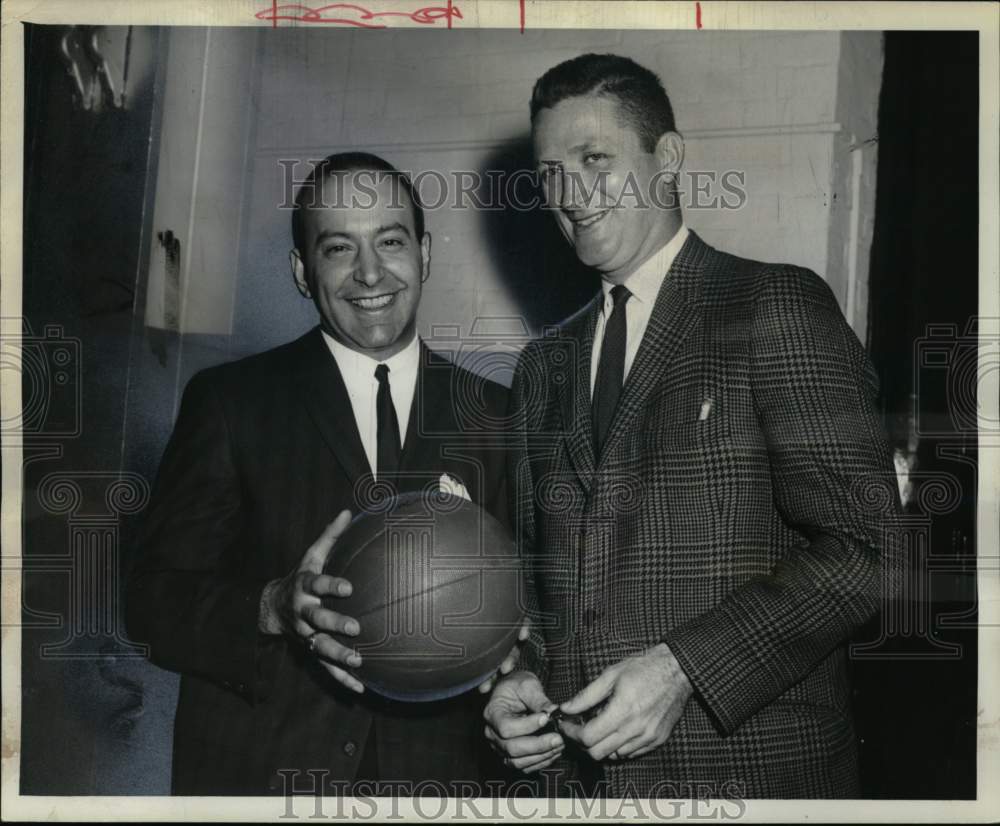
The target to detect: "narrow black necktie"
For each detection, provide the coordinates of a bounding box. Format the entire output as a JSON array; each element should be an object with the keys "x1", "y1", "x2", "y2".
[
  {"x1": 375, "y1": 363, "x2": 401, "y2": 478},
  {"x1": 592, "y1": 284, "x2": 631, "y2": 458}
]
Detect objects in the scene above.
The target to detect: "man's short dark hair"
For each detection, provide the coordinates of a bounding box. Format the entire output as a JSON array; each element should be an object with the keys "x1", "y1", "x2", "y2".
[
  {"x1": 530, "y1": 54, "x2": 677, "y2": 153},
  {"x1": 291, "y1": 151, "x2": 425, "y2": 252}
]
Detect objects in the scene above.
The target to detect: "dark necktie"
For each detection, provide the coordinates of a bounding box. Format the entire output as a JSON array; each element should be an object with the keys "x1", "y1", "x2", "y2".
[
  {"x1": 592, "y1": 284, "x2": 631, "y2": 458},
  {"x1": 375, "y1": 363, "x2": 401, "y2": 478}
]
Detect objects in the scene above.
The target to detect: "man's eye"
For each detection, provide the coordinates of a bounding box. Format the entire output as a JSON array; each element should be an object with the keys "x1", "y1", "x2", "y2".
[
  {"x1": 325, "y1": 244, "x2": 350, "y2": 255},
  {"x1": 380, "y1": 238, "x2": 404, "y2": 249},
  {"x1": 583, "y1": 153, "x2": 608, "y2": 164}
]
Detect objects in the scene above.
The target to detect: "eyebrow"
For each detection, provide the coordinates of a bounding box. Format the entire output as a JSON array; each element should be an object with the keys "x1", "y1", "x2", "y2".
[
  {"x1": 375, "y1": 222, "x2": 412, "y2": 238},
  {"x1": 314, "y1": 223, "x2": 412, "y2": 246},
  {"x1": 538, "y1": 142, "x2": 600, "y2": 165}
]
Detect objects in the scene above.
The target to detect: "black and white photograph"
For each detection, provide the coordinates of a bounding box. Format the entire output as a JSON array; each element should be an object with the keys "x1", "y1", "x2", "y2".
[{"x1": 2, "y1": 0, "x2": 997, "y2": 821}]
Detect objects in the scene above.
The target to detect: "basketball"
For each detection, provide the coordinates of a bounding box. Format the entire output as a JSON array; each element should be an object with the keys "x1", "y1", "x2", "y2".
[{"x1": 322, "y1": 491, "x2": 524, "y2": 701}]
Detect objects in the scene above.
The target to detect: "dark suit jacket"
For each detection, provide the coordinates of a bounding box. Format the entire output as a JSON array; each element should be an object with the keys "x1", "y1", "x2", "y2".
[
  {"x1": 510, "y1": 232, "x2": 901, "y2": 798},
  {"x1": 126, "y1": 328, "x2": 508, "y2": 795}
]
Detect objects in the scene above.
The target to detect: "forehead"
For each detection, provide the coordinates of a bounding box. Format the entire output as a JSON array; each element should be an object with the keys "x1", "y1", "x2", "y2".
[
  {"x1": 532, "y1": 93, "x2": 639, "y2": 155},
  {"x1": 302, "y1": 171, "x2": 417, "y2": 237}
]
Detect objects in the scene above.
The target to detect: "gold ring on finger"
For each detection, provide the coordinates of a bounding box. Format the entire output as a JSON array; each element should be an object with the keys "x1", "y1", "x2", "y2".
[{"x1": 306, "y1": 631, "x2": 321, "y2": 654}]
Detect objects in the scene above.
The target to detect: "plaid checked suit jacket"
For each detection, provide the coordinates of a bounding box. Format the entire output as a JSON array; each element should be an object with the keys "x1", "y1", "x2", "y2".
[
  {"x1": 126, "y1": 328, "x2": 508, "y2": 795},
  {"x1": 510, "y1": 232, "x2": 900, "y2": 799}
]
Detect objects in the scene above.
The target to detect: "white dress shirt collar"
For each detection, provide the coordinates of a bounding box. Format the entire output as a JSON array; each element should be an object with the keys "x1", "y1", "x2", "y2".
[
  {"x1": 599, "y1": 223, "x2": 690, "y2": 311},
  {"x1": 322, "y1": 329, "x2": 420, "y2": 384},
  {"x1": 320, "y1": 330, "x2": 421, "y2": 475},
  {"x1": 590, "y1": 224, "x2": 690, "y2": 396}
]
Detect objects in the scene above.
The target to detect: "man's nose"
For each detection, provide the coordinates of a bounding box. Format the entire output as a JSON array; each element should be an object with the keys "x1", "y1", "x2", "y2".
[
  {"x1": 353, "y1": 244, "x2": 383, "y2": 286},
  {"x1": 557, "y1": 169, "x2": 585, "y2": 211}
]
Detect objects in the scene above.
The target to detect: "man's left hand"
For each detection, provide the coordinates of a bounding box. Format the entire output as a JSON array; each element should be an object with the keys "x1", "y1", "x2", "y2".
[{"x1": 557, "y1": 643, "x2": 693, "y2": 762}]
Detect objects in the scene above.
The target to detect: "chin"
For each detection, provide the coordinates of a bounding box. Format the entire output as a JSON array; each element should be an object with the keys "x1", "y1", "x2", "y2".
[
  {"x1": 573, "y1": 243, "x2": 615, "y2": 271},
  {"x1": 363, "y1": 335, "x2": 394, "y2": 352},
  {"x1": 369, "y1": 327, "x2": 408, "y2": 351}
]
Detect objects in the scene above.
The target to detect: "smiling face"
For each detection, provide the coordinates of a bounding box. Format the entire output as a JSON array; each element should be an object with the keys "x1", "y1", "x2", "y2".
[
  {"x1": 291, "y1": 172, "x2": 430, "y2": 360},
  {"x1": 532, "y1": 93, "x2": 682, "y2": 283}
]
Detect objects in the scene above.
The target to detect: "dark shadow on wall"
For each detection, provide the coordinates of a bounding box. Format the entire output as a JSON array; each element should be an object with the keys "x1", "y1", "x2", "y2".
[{"x1": 476, "y1": 137, "x2": 599, "y2": 332}]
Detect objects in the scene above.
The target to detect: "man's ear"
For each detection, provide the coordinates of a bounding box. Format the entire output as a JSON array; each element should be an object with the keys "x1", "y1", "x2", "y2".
[
  {"x1": 290, "y1": 249, "x2": 311, "y2": 298},
  {"x1": 419, "y1": 232, "x2": 431, "y2": 283},
  {"x1": 654, "y1": 131, "x2": 685, "y2": 180}
]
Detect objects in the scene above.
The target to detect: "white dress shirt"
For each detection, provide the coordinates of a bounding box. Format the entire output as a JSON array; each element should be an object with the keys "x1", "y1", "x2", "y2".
[
  {"x1": 321, "y1": 331, "x2": 420, "y2": 476},
  {"x1": 589, "y1": 224, "x2": 690, "y2": 397}
]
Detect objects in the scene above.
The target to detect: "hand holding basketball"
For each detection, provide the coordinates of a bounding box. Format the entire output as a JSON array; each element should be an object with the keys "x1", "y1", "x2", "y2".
[{"x1": 258, "y1": 510, "x2": 365, "y2": 693}]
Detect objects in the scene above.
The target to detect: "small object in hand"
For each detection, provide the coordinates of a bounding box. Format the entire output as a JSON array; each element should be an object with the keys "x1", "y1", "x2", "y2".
[
  {"x1": 538, "y1": 705, "x2": 588, "y2": 735},
  {"x1": 547, "y1": 706, "x2": 588, "y2": 726},
  {"x1": 540, "y1": 699, "x2": 610, "y2": 734},
  {"x1": 305, "y1": 631, "x2": 320, "y2": 654}
]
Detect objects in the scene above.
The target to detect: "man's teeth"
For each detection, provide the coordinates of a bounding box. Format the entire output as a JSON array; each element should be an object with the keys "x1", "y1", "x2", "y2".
[
  {"x1": 351, "y1": 294, "x2": 394, "y2": 310},
  {"x1": 576, "y1": 210, "x2": 609, "y2": 229}
]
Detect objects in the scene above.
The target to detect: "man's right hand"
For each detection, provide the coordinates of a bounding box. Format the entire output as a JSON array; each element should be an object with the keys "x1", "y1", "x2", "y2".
[
  {"x1": 483, "y1": 670, "x2": 564, "y2": 773},
  {"x1": 258, "y1": 509, "x2": 364, "y2": 693}
]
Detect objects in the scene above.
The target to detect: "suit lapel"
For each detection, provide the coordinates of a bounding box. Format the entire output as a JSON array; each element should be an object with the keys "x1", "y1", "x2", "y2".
[
  {"x1": 293, "y1": 327, "x2": 373, "y2": 481},
  {"x1": 399, "y1": 344, "x2": 455, "y2": 477},
  {"x1": 557, "y1": 295, "x2": 601, "y2": 494},
  {"x1": 596, "y1": 231, "x2": 709, "y2": 464}
]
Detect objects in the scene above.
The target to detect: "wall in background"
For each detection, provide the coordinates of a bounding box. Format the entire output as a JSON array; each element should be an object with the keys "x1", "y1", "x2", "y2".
[{"x1": 143, "y1": 29, "x2": 884, "y2": 368}]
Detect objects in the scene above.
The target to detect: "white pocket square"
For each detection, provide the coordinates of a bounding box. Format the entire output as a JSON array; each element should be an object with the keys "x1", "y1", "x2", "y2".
[
  {"x1": 698, "y1": 398, "x2": 714, "y2": 421},
  {"x1": 438, "y1": 473, "x2": 471, "y2": 501}
]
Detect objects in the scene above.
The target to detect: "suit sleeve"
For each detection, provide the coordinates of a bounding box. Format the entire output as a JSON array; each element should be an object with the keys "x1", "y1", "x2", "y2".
[
  {"x1": 662, "y1": 267, "x2": 902, "y2": 735},
  {"x1": 507, "y1": 343, "x2": 550, "y2": 685},
  {"x1": 125, "y1": 369, "x2": 283, "y2": 704}
]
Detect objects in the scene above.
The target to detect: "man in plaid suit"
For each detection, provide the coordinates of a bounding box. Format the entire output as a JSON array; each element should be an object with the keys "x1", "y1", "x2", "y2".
[{"x1": 484, "y1": 54, "x2": 900, "y2": 798}]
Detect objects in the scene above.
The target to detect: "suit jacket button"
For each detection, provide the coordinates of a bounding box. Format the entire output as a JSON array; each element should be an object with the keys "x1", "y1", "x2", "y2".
[{"x1": 343, "y1": 740, "x2": 357, "y2": 757}]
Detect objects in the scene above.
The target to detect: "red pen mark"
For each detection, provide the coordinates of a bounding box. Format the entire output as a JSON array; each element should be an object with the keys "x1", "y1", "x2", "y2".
[
  {"x1": 519, "y1": 0, "x2": 525, "y2": 33},
  {"x1": 695, "y1": 1, "x2": 702, "y2": 29},
  {"x1": 255, "y1": 3, "x2": 463, "y2": 28}
]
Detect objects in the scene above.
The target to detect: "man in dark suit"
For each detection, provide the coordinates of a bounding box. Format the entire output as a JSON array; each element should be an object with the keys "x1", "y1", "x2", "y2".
[
  {"x1": 126, "y1": 152, "x2": 510, "y2": 795},
  {"x1": 484, "y1": 54, "x2": 900, "y2": 798}
]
